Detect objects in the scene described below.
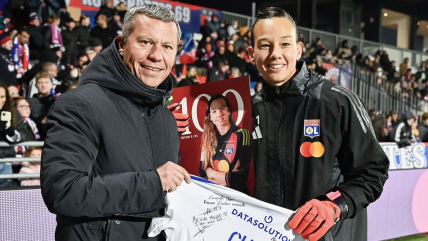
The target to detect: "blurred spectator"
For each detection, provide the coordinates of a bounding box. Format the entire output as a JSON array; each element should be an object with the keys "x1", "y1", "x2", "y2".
[
  {"x1": 28, "y1": 71, "x2": 55, "y2": 140},
  {"x1": 379, "y1": 50, "x2": 392, "y2": 74},
  {"x1": 417, "y1": 112, "x2": 428, "y2": 142},
  {"x1": 207, "y1": 14, "x2": 220, "y2": 33},
  {"x1": 1, "y1": 10, "x2": 12, "y2": 33},
  {"x1": 230, "y1": 33, "x2": 244, "y2": 54},
  {"x1": 199, "y1": 18, "x2": 212, "y2": 39},
  {"x1": 56, "y1": 76, "x2": 78, "y2": 95},
  {"x1": 90, "y1": 14, "x2": 118, "y2": 50},
  {"x1": 62, "y1": 17, "x2": 78, "y2": 66},
  {"x1": 29, "y1": 0, "x2": 60, "y2": 24},
  {"x1": 88, "y1": 38, "x2": 103, "y2": 53},
  {"x1": 75, "y1": 14, "x2": 91, "y2": 52},
  {"x1": 335, "y1": 40, "x2": 351, "y2": 58},
  {"x1": 351, "y1": 45, "x2": 358, "y2": 56},
  {"x1": 27, "y1": 12, "x2": 43, "y2": 60},
  {"x1": 399, "y1": 57, "x2": 409, "y2": 75},
  {"x1": 218, "y1": 21, "x2": 228, "y2": 40},
  {"x1": 372, "y1": 113, "x2": 388, "y2": 142},
  {"x1": 177, "y1": 66, "x2": 200, "y2": 87},
  {"x1": 314, "y1": 58, "x2": 326, "y2": 75},
  {"x1": 13, "y1": 96, "x2": 39, "y2": 141},
  {"x1": 310, "y1": 37, "x2": 325, "y2": 60},
  {"x1": 85, "y1": 46, "x2": 97, "y2": 61},
  {"x1": 0, "y1": 83, "x2": 31, "y2": 187},
  {"x1": 207, "y1": 60, "x2": 229, "y2": 82},
  {"x1": 389, "y1": 111, "x2": 416, "y2": 148},
  {"x1": 40, "y1": 14, "x2": 64, "y2": 53},
  {"x1": 19, "y1": 146, "x2": 42, "y2": 186},
  {"x1": 115, "y1": 2, "x2": 128, "y2": 22},
  {"x1": 7, "y1": 85, "x2": 19, "y2": 98},
  {"x1": 387, "y1": 61, "x2": 397, "y2": 80},
  {"x1": 95, "y1": 0, "x2": 116, "y2": 21},
  {"x1": 196, "y1": 43, "x2": 215, "y2": 71},
  {"x1": 227, "y1": 20, "x2": 239, "y2": 37},
  {"x1": 230, "y1": 67, "x2": 240, "y2": 78},
  {"x1": 0, "y1": 33, "x2": 18, "y2": 86},
  {"x1": 12, "y1": 28, "x2": 31, "y2": 79}
]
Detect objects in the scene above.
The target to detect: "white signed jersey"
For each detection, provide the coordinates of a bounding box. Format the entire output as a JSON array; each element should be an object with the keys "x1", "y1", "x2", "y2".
[{"x1": 148, "y1": 176, "x2": 305, "y2": 241}]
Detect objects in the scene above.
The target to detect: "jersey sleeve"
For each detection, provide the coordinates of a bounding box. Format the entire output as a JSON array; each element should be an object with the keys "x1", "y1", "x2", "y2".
[{"x1": 226, "y1": 128, "x2": 252, "y2": 192}]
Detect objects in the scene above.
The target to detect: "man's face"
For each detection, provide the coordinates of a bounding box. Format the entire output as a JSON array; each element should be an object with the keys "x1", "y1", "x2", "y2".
[
  {"x1": 18, "y1": 32, "x2": 30, "y2": 45},
  {"x1": 36, "y1": 77, "x2": 53, "y2": 96},
  {"x1": 248, "y1": 17, "x2": 302, "y2": 86},
  {"x1": 94, "y1": 45, "x2": 102, "y2": 53},
  {"x1": 48, "y1": 65, "x2": 58, "y2": 78},
  {"x1": 118, "y1": 15, "x2": 177, "y2": 88}
]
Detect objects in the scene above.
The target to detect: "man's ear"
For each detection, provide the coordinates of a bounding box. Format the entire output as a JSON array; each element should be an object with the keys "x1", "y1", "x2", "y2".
[
  {"x1": 248, "y1": 46, "x2": 255, "y2": 65},
  {"x1": 117, "y1": 35, "x2": 124, "y2": 50}
]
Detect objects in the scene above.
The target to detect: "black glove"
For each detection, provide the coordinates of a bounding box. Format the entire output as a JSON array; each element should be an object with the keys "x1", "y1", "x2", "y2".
[{"x1": 5, "y1": 126, "x2": 15, "y2": 137}]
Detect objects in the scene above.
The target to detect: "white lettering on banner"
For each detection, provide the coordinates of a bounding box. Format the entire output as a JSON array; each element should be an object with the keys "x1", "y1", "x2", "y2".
[
  {"x1": 230, "y1": 208, "x2": 290, "y2": 241},
  {"x1": 180, "y1": 90, "x2": 245, "y2": 134},
  {"x1": 380, "y1": 142, "x2": 427, "y2": 170},
  {"x1": 110, "y1": 0, "x2": 189, "y2": 22},
  {"x1": 82, "y1": 0, "x2": 101, "y2": 8}
]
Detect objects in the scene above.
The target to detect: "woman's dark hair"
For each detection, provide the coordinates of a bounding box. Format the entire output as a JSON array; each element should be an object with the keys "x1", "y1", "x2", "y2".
[
  {"x1": 0, "y1": 83, "x2": 16, "y2": 128},
  {"x1": 250, "y1": 7, "x2": 298, "y2": 46},
  {"x1": 201, "y1": 94, "x2": 235, "y2": 170}
]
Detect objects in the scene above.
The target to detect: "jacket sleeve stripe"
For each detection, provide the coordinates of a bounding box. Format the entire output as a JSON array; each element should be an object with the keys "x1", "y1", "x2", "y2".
[{"x1": 331, "y1": 86, "x2": 375, "y2": 137}]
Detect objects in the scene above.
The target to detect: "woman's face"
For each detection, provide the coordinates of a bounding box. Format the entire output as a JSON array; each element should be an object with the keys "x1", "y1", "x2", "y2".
[
  {"x1": 16, "y1": 99, "x2": 31, "y2": 118},
  {"x1": 0, "y1": 88, "x2": 6, "y2": 110},
  {"x1": 209, "y1": 98, "x2": 231, "y2": 128}
]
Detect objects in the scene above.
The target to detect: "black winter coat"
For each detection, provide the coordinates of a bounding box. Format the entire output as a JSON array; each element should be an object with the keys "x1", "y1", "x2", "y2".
[
  {"x1": 252, "y1": 61, "x2": 389, "y2": 241},
  {"x1": 0, "y1": 48, "x2": 17, "y2": 86},
  {"x1": 41, "y1": 39, "x2": 179, "y2": 240}
]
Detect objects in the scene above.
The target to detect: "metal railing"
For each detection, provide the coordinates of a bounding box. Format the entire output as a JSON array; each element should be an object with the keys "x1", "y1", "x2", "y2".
[
  {"x1": 221, "y1": 12, "x2": 428, "y2": 71},
  {"x1": 0, "y1": 141, "x2": 43, "y2": 180},
  {"x1": 316, "y1": 56, "x2": 427, "y2": 115}
]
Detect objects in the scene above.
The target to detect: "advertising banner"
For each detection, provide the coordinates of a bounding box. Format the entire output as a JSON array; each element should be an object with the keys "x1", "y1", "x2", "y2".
[
  {"x1": 380, "y1": 142, "x2": 428, "y2": 170},
  {"x1": 68, "y1": 0, "x2": 222, "y2": 33}
]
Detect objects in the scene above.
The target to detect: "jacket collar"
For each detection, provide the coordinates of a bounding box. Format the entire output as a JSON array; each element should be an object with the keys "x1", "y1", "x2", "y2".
[{"x1": 262, "y1": 61, "x2": 312, "y2": 99}]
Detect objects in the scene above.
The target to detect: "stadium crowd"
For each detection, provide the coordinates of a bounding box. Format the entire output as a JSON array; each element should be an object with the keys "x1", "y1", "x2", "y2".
[{"x1": 0, "y1": 1, "x2": 427, "y2": 187}]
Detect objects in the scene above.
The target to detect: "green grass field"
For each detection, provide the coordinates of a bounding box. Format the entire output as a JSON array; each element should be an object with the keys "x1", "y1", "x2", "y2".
[{"x1": 386, "y1": 233, "x2": 428, "y2": 241}]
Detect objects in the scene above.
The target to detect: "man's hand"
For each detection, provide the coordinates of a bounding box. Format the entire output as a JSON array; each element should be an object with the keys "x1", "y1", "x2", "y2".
[
  {"x1": 167, "y1": 103, "x2": 189, "y2": 135},
  {"x1": 156, "y1": 161, "x2": 191, "y2": 192},
  {"x1": 289, "y1": 199, "x2": 340, "y2": 241}
]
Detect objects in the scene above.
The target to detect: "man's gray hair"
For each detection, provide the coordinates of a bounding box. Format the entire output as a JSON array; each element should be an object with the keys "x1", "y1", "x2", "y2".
[{"x1": 122, "y1": 4, "x2": 181, "y2": 45}]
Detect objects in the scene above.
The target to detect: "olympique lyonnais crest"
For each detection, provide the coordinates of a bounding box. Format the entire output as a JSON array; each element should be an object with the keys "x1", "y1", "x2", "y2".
[{"x1": 304, "y1": 119, "x2": 320, "y2": 138}]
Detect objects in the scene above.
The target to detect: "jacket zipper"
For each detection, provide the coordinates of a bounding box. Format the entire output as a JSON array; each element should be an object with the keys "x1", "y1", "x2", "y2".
[
  {"x1": 141, "y1": 111, "x2": 155, "y2": 169},
  {"x1": 104, "y1": 220, "x2": 111, "y2": 241},
  {"x1": 275, "y1": 86, "x2": 286, "y2": 206},
  {"x1": 279, "y1": 98, "x2": 286, "y2": 206}
]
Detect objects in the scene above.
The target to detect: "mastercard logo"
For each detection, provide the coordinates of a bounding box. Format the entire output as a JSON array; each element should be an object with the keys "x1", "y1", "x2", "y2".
[
  {"x1": 213, "y1": 159, "x2": 230, "y2": 172},
  {"x1": 300, "y1": 142, "x2": 325, "y2": 158}
]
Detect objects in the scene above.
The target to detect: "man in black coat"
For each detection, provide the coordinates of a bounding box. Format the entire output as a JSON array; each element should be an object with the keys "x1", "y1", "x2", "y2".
[
  {"x1": 0, "y1": 34, "x2": 17, "y2": 86},
  {"x1": 41, "y1": 4, "x2": 191, "y2": 241},
  {"x1": 90, "y1": 13, "x2": 119, "y2": 50}
]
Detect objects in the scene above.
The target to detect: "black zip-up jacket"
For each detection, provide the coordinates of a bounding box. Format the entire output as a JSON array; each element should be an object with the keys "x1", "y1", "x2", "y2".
[
  {"x1": 41, "y1": 38, "x2": 179, "y2": 241},
  {"x1": 252, "y1": 61, "x2": 389, "y2": 241}
]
